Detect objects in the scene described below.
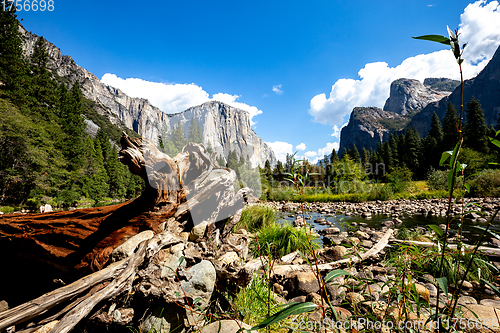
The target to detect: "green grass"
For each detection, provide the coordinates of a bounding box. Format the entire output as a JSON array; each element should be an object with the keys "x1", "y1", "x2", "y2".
[
  {"x1": 234, "y1": 204, "x2": 276, "y2": 233},
  {"x1": 0, "y1": 206, "x2": 16, "y2": 213},
  {"x1": 251, "y1": 223, "x2": 321, "y2": 259}
]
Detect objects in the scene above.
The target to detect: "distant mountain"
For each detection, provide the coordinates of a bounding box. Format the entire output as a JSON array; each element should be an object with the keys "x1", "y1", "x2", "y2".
[
  {"x1": 339, "y1": 78, "x2": 449, "y2": 154},
  {"x1": 423, "y1": 78, "x2": 460, "y2": 92},
  {"x1": 339, "y1": 45, "x2": 500, "y2": 155},
  {"x1": 20, "y1": 28, "x2": 276, "y2": 167},
  {"x1": 408, "y1": 45, "x2": 500, "y2": 137}
]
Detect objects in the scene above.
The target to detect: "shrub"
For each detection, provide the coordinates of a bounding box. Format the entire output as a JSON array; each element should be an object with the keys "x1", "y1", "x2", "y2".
[
  {"x1": 385, "y1": 167, "x2": 412, "y2": 193},
  {"x1": 251, "y1": 223, "x2": 321, "y2": 259},
  {"x1": 469, "y1": 169, "x2": 500, "y2": 197},
  {"x1": 234, "y1": 204, "x2": 276, "y2": 233}
]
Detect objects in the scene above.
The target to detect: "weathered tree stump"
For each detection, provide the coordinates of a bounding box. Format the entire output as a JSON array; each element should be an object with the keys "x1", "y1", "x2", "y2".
[{"x1": 0, "y1": 133, "x2": 250, "y2": 331}]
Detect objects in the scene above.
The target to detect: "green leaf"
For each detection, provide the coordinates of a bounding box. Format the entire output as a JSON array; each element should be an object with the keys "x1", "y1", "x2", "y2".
[
  {"x1": 439, "y1": 151, "x2": 452, "y2": 166},
  {"x1": 436, "y1": 277, "x2": 448, "y2": 297},
  {"x1": 178, "y1": 255, "x2": 185, "y2": 266},
  {"x1": 482, "y1": 279, "x2": 500, "y2": 297},
  {"x1": 324, "y1": 269, "x2": 352, "y2": 283},
  {"x1": 489, "y1": 136, "x2": 500, "y2": 149},
  {"x1": 412, "y1": 35, "x2": 450, "y2": 45},
  {"x1": 464, "y1": 183, "x2": 470, "y2": 193},
  {"x1": 428, "y1": 224, "x2": 443, "y2": 237},
  {"x1": 250, "y1": 302, "x2": 318, "y2": 330}
]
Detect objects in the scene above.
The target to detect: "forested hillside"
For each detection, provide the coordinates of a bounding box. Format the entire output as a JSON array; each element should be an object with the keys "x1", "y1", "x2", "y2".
[{"x1": 0, "y1": 9, "x2": 144, "y2": 209}]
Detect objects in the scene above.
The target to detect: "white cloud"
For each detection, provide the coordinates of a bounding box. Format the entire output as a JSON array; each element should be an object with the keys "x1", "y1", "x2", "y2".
[
  {"x1": 318, "y1": 142, "x2": 339, "y2": 156},
  {"x1": 296, "y1": 143, "x2": 306, "y2": 151},
  {"x1": 304, "y1": 151, "x2": 317, "y2": 157},
  {"x1": 301, "y1": 142, "x2": 340, "y2": 165},
  {"x1": 331, "y1": 123, "x2": 348, "y2": 139},
  {"x1": 272, "y1": 84, "x2": 284, "y2": 95},
  {"x1": 212, "y1": 93, "x2": 263, "y2": 125},
  {"x1": 309, "y1": 0, "x2": 500, "y2": 127},
  {"x1": 101, "y1": 73, "x2": 210, "y2": 114},
  {"x1": 101, "y1": 74, "x2": 263, "y2": 125},
  {"x1": 267, "y1": 141, "x2": 293, "y2": 163}
]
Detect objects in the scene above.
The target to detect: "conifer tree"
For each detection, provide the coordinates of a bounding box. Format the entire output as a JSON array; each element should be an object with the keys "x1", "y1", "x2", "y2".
[
  {"x1": 171, "y1": 120, "x2": 187, "y2": 151},
  {"x1": 428, "y1": 112, "x2": 444, "y2": 144},
  {"x1": 31, "y1": 37, "x2": 57, "y2": 113},
  {"x1": 350, "y1": 144, "x2": 360, "y2": 162},
  {"x1": 0, "y1": 4, "x2": 28, "y2": 103},
  {"x1": 442, "y1": 101, "x2": 459, "y2": 149},
  {"x1": 464, "y1": 97, "x2": 489, "y2": 153},
  {"x1": 389, "y1": 134, "x2": 399, "y2": 166},
  {"x1": 59, "y1": 83, "x2": 85, "y2": 170},
  {"x1": 404, "y1": 128, "x2": 422, "y2": 175},
  {"x1": 187, "y1": 117, "x2": 203, "y2": 144},
  {"x1": 329, "y1": 148, "x2": 339, "y2": 165}
]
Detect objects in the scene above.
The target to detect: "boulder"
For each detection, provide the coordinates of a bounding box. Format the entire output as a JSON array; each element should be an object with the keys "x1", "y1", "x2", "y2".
[{"x1": 110, "y1": 230, "x2": 155, "y2": 262}]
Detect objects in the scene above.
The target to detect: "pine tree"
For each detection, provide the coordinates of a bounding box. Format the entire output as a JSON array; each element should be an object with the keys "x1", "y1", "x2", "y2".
[
  {"x1": 464, "y1": 97, "x2": 489, "y2": 153},
  {"x1": 264, "y1": 159, "x2": 272, "y2": 181},
  {"x1": 405, "y1": 128, "x2": 422, "y2": 175},
  {"x1": 171, "y1": 120, "x2": 187, "y2": 152},
  {"x1": 389, "y1": 134, "x2": 399, "y2": 166},
  {"x1": 428, "y1": 112, "x2": 444, "y2": 144},
  {"x1": 442, "y1": 101, "x2": 459, "y2": 150},
  {"x1": 329, "y1": 148, "x2": 339, "y2": 165},
  {"x1": 107, "y1": 146, "x2": 127, "y2": 198},
  {"x1": 31, "y1": 37, "x2": 57, "y2": 114},
  {"x1": 349, "y1": 144, "x2": 360, "y2": 162},
  {"x1": 187, "y1": 117, "x2": 203, "y2": 144},
  {"x1": 0, "y1": 4, "x2": 29, "y2": 104},
  {"x1": 227, "y1": 150, "x2": 239, "y2": 170},
  {"x1": 82, "y1": 137, "x2": 109, "y2": 204},
  {"x1": 361, "y1": 147, "x2": 369, "y2": 166},
  {"x1": 59, "y1": 83, "x2": 85, "y2": 170}
]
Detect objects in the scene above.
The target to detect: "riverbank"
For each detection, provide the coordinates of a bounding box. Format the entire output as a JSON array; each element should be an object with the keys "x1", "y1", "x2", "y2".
[{"x1": 263, "y1": 197, "x2": 500, "y2": 222}]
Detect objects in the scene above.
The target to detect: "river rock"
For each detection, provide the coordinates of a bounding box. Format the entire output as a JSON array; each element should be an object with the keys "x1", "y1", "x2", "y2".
[
  {"x1": 110, "y1": 230, "x2": 155, "y2": 262},
  {"x1": 0, "y1": 300, "x2": 7, "y2": 312},
  {"x1": 189, "y1": 221, "x2": 208, "y2": 241},
  {"x1": 293, "y1": 272, "x2": 320, "y2": 295},
  {"x1": 201, "y1": 320, "x2": 256, "y2": 333},
  {"x1": 458, "y1": 296, "x2": 478, "y2": 305},
  {"x1": 479, "y1": 299, "x2": 500, "y2": 308},
  {"x1": 345, "y1": 292, "x2": 364, "y2": 305}
]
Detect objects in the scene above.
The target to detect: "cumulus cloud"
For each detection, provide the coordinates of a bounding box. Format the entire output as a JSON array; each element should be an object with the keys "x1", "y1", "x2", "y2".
[
  {"x1": 101, "y1": 74, "x2": 263, "y2": 125},
  {"x1": 302, "y1": 142, "x2": 340, "y2": 164},
  {"x1": 304, "y1": 151, "x2": 317, "y2": 157},
  {"x1": 309, "y1": 0, "x2": 500, "y2": 126},
  {"x1": 296, "y1": 143, "x2": 306, "y2": 151},
  {"x1": 272, "y1": 84, "x2": 284, "y2": 95},
  {"x1": 331, "y1": 123, "x2": 348, "y2": 139},
  {"x1": 267, "y1": 141, "x2": 293, "y2": 163}
]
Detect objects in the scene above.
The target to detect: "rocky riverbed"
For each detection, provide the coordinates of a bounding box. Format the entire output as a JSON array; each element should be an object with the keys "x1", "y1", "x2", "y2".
[{"x1": 265, "y1": 197, "x2": 500, "y2": 223}]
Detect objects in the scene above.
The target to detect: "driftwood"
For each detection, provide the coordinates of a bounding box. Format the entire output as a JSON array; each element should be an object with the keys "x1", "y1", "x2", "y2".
[
  {"x1": 271, "y1": 229, "x2": 394, "y2": 277},
  {"x1": 390, "y1": 239, "x2": 500, "y2": 257},
  {"x1": 0, "y1": 133, "x2": 250, "y2": 332}
]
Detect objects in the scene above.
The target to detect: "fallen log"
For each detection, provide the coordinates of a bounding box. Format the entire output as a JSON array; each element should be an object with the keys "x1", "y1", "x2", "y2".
[
  {"x1": 390, "y1": 239, "x2": 500, "y2": 257},
  {"x1": 0, "y1": 133, "x2": 251, "y2": 330},
  {"x1": 271, "y1": 229, "x2": 394, "y2": 277}
]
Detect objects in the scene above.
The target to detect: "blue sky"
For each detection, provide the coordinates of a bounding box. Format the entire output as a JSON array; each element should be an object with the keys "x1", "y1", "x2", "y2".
[{"x1": 17, "y1": 0, "x2": 500, "y2": 163}]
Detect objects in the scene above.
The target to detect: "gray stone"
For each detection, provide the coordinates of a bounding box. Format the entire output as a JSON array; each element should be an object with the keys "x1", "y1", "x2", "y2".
[
  {"x1": 190, "y1": 221, "x2": 209, "y2": 241},
  {"x1": 110, "y1": 230, "x2": 155, "y2": 262},
  {"x1": 293, "y1": 272, "x2": 320, "y2": 295},
  {"x1": 0, "y1": 300, "x2": 7, "y2": 312},
  {"x1": 458, "y1": 296, "x2": 478, "y2": 305},
  {"x1": 201, "y1": 320, "x2": 256, "y2": 333},
  {"x1": 479, "y1": 299, "x2": 500, "y2": 308},
  {"x1": 160, "y1": 250, "x2": 185, "y2": 278}
]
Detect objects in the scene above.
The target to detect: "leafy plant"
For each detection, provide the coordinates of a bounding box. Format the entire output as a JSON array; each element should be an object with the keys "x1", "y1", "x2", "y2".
[
  {"x1": 233, "y1": 204, "x2": 276, "y2": 233},
  {"x1": 250, "y1": 223, "x2": 321, "y2": 259}
]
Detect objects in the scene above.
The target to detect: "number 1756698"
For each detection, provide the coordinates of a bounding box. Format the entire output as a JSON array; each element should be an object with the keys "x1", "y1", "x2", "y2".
[{"x1": 2, "y1": 0, "x2": 54, "y2": 12}]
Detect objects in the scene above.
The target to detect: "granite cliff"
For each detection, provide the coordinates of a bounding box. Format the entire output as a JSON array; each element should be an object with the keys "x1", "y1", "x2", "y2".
[
  {"x1": 339, "y1": 78, "x2": 451, "y2": 154},
  {"x1": 21, "y1": 28, "x2": 276, "y2": 167},
  {"x1": 408, "y1": 45, "x2": 500, "y2": 137}
]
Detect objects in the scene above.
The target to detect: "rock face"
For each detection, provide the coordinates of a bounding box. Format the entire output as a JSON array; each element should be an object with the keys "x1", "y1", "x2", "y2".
[
  {"x1": 338, "y1": 107, "x2": 399, "y2": 154},
  {"x1": 339, "y1": 78, "x2": 450, "y2": 154},
  {"x1": 408, "y1": 45, "x2": 500, "y2": 137},
  {"x1": 20, "y1": 28, "x2": 276, "y2": 167},
  {"x1": 383, "y1": 78, "x2": 450, "y2": 115}
]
